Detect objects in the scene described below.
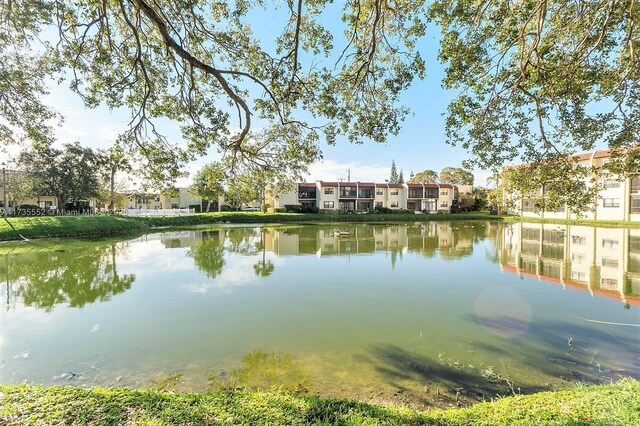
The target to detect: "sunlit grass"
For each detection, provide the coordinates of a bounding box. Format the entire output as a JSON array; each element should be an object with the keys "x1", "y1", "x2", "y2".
[
  {"x1": 0, "y1": 212, "x2": 502, "y2": 241},
  {"x1": 1, "y1": 379, "x2": 638, "y2": 425}
]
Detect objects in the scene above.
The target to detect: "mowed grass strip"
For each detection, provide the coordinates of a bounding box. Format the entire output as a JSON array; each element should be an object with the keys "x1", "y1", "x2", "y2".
[
  {"x1": 0, "y1": 215, "x2": 150, "y2": 241},
  {"x1": 1, "y1": 379, "x2": 638, "y2": 425},
  {"x1": 0, "y1": 212, "x2": 502, "y2": 241}
]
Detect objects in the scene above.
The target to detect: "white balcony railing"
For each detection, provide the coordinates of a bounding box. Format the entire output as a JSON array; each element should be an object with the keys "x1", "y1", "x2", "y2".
[{"x1": 122, "y1": 208, "x2": 195, "y2": 216}]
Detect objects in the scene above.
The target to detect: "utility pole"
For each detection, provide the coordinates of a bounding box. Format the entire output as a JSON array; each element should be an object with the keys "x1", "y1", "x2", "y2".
[
  {"x1": 2, "y1": 163, "x2": 6, "y2": 218},
  {"x1": 347, "y1": 169, "x2": 351, "y2": 182}
]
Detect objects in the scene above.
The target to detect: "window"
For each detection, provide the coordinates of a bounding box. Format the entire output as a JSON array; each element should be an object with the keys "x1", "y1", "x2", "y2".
[
  {"x1": 375, "y1": 201, "x2": 383, "y2": 208},
  {"x1": 324, "y1": 187, "x2": 334, "y2": 195},
  {"x1": 631, "y1": 196, "x2": 640, "y2": 214},
  {"x1": 602, "y1": 239, "x2": 619, "y2": 248},
  {"x1": 323, "y1": 201, "x2": 334, "y2": 209},
  {"x1": 390, "y1": 201, "x2": 399, "y2": 208},
  {"x1": 630, "y1": 177, "x2": 640, "y2": 214},
  {"x1": 376, "y1": 189, "x2": 384, "y2": 195},
  {"x1": 601, "y1": 278, "x2": 618, "y2": 288},
  {"x1": 441, "y1": 190, "x2": 448, "y2": 196},
  {"x1": 571, "y1": 271, "x2": 586, "y2": 281},
  {"x1": 390, "y1": 189, "x2": 399, "y2": 195},
  {"x1": 571, "y1": 235, "x2": 586, "y2": 245},
  {"x1": 171, "y1": 203, "x2": 179, "y2": 209},
  {"x1": 522, "y1": 199, "x2": 536, "y2": 213},
  {"x1": 440, "y1": 201, "x2": 448, "y2": 208},
  {"x1": 601, "y1": 257, "x2": 619, "y2": 268},
  {"x1": 603, "y1": 179, "x2": 620, "y2": 189},
  {"x1": 571, "y1": 253, "x2": 585, "y2": 263},
  {"x1": 603, "y1": 198, "x2": 620, "y2": 208}
]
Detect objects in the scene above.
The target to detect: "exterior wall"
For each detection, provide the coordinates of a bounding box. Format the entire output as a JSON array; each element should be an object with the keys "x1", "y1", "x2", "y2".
[
  {"x1": 265, "y1": 186, "x2": 298, "y2": 209},
  {"x1": 19, "y1": 196, "x2": 58, "y2": 209},
  {"x1": 504, "y1": 150, "x2": 640, "y2": 222},
  {"x1": 386, "y1": 185, "x2": 404, "y2": 209},
  {"x1": 438, "y1": 186, "x2": 454, "y2": 211},
  {"x1": 318, "y1": 184, "x2": 339, "y2": 210},
  {"x1": 158, "y1": 188, "x2": 221, "y2": 211},
  {"x1": 266, "y1": 181, "x2": 469, "y2": 212},
  {"x1": 125, "y1": 194, "x2": 162, "y2": 210}
]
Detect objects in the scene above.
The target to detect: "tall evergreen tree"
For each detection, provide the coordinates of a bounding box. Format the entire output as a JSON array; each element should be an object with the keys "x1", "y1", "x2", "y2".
[
  {"x1": 389, "y1": 160, "x2": 399, "y2": 184},
  {"x1": 398, "y1": 169, "x2": 404, "y2": 184}
]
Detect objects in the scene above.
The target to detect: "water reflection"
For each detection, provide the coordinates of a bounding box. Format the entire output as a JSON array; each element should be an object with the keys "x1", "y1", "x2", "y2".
[
  {"x1": 209, "y1": 349, "x2": 308, "y2": 392},
  {"x1": 3, "y1": 222, "x2": 640, "y2": 311},
  {"x1": 1, "y1": 221, "x2": 638, "y2": 410},
  {"x1": 2, "y1": 241, "x2": 135, "y2": 312},
  {"x1": 498, "y1": 222, "x2": 640, "y2": 307},
  {"x1": 186, "y1": 230, "x2": 226, "y2": 279}
]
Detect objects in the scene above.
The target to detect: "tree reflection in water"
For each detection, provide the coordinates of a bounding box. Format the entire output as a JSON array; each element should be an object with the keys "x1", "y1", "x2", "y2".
[
  {"x1": 209, "y1": 349, "x2": 308, "y2": 392},
  {"x1": 2, "y1": 241, "x2": 135, "y2": 312},
  {"x1": 187, "y1": 230, "x2": 226, "y2": 279}
]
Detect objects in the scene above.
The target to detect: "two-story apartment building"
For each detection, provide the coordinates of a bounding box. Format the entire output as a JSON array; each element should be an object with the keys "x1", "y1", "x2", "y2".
[
  {"x1": 504, "y1": 149, "x2": 640, "y2": 221},
  {"x1": 266, "y1": 181, "x2": 471, "y2": 212},
  {"x1": 124, "y1": 188, "x2": 223, "y2": 212}
]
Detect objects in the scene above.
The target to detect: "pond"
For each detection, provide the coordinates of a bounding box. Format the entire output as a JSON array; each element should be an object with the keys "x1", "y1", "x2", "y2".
[{"x1": 1, "y1": 221, "x2": 639, "y2": 409}]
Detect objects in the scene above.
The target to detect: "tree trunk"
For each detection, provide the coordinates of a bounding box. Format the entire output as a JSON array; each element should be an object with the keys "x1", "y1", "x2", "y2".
[{"x1": 109, "y1": 167, "x2": 116, "y2": 211}]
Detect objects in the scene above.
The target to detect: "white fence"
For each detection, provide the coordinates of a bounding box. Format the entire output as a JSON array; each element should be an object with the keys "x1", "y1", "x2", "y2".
[{"x1": 121, "y1": 208, "x2": 195, "y2": 217}]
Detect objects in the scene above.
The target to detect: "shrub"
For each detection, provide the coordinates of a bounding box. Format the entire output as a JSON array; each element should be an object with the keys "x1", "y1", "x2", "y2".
[
  {"x1": 373, "y1": 206, "x2": 392, "y2": 214},
  {"x1": 220, "y1": 204, "x2": 234, "y2": 212}
]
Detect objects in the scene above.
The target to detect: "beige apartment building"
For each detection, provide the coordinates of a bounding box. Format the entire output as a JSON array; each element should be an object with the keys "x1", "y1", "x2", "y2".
[
  {"x1": 266, "y1": 181, "x2": 472, "y2": 212},
  {"x1": 504, "y1": 149, "x2": 640, "y2": 221},
  {"x1": 499, "y1": 222, "x2": 640, "y2": 307},
  {"x1": 124, "y1": 188, "x2": 223, "y2": 212}
]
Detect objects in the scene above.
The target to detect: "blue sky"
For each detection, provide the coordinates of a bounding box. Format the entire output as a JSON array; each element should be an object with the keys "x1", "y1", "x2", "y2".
[{"x1": 3, "y1": 5, "x2": 494, "y2": 189}]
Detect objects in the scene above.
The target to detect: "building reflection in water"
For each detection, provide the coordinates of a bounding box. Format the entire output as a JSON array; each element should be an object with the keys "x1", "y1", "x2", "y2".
[
  {"x1": 262, "y1": 222, "x2": 485, "y2": 259},
  {"x1": 498, "y1": 222, "x2": 640, "y2": 307}
]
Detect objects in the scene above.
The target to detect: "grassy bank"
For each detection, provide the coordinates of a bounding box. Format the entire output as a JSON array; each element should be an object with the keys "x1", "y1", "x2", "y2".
[
  {"x1": 0, "y1": 212, "x2": 500, "y2": 241},
  {"x1": 504, "y1": 215, "x2": 640, "y2": 228},
  {"x1": 1, "y1": 379, "x2": 638, "y2": 425}
]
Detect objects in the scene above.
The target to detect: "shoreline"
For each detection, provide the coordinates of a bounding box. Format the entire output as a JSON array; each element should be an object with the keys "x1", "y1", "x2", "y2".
[
  {"x1": 1, "y1": 379, "x2": 638, "y2": 425},
  {"x1": 3, "y1": 212, "x2": 640, "y2": 242}
]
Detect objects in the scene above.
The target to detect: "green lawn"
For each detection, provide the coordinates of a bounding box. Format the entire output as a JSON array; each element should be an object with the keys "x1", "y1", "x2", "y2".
[
  {"x1": 1, "y1": 379, "x2": 638, "y2": 425},
  {"x1": 3, "y1": 212, "x2": 640, "y2": 242},
  {"x1": 0, "y1": 212, "x2": 501, "y2": 241}
]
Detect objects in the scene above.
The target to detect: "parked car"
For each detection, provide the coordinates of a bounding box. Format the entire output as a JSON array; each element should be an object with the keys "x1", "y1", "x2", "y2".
[{"x1": 241, "y1": 206, "x2": 260, "y2": 211}]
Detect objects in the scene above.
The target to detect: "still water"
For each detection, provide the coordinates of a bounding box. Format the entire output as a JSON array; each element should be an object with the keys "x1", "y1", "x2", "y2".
[{"x1": 1, "y1": 221, "x2": 638, "y2": 408}]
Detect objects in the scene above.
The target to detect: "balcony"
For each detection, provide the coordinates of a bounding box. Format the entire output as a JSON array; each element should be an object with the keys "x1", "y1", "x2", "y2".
[
  {"x1": 358, "y1": 190, "x2": 375, "y2": 199},
  {"x1": 298, "y1": 191, "x2": 317, "y2": 199},
  {"x1": 339, "y1": 187, "x2": 357, "y2": 198},
  {"x1": 408, "y1": 190, "x2": 423, "y2": 199}
]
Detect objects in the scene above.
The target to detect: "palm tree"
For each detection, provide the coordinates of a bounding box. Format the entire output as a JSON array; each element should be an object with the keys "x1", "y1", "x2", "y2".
[{"x1": 486, "y1": 170, "x2": 502, "y2": 189}]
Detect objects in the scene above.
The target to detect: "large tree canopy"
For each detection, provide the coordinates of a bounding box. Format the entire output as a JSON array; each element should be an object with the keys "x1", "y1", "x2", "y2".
[
  {"x1": 439, "y1": 167, "x2": 474, "y2": 185},
  {"x1": 429, "y1": 0, "x2": 639, "y2": 213},
  {"x1": 409, "y1": 169, "x2": 438, "y2": 183},
  {"x1": 2, "y1": 1, "x2": 638, "y2": 213},
  {"x1": 1, "y1": 0, "x2": 427, "y2": 187}
]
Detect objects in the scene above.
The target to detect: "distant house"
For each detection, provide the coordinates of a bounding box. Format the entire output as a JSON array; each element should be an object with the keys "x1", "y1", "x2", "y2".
[{"x1": 121, "y1": 188, "x2": 223, "y2": 212}]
